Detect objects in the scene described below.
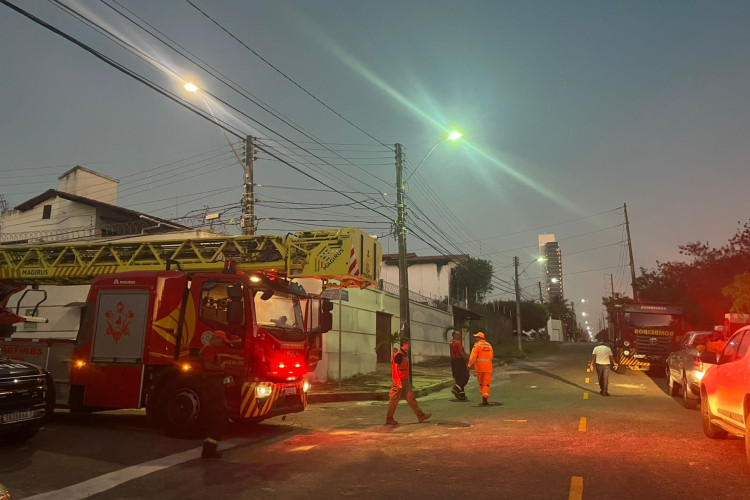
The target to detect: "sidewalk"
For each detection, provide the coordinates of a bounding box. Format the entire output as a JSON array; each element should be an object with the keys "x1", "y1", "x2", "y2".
[
  {"x1": 308, "y1": 359, "x2": 505, "y2": 403},
  {"x1": 307, "y1": 360, "x2": 455, "y2": 403}
]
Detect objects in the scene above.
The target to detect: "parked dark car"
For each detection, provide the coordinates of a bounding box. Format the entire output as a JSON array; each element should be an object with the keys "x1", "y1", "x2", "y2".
[
  {"x1": 0, "y1": 353, "x2": 54, "y2": 444},
  {"x1": 666, "y1": 331, "x2": 713, "y2": 409}
]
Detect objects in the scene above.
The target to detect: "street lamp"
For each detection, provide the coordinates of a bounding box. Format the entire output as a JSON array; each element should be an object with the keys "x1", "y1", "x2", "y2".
[
  {"x1": 395, "y1": 131, "x2": 463, "y2": 367},
  {"x1": 184, "y1": 81, "x2": 255, "y2": 235},
  {"x1": 404, "y1": 131, "x2": 463, "y2": 183}
]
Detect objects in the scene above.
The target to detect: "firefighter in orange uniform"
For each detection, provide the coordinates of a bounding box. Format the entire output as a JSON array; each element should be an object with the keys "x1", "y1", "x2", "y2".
[
  {"x1": 200, "y1": 330, "x2": 229, "y2": 459},
  {"x1": 385, "y1": 339, "x2": 432, "y2": 425},
  {"x1": 468, "y1": 332, "x2": 494, "y2": 406}
]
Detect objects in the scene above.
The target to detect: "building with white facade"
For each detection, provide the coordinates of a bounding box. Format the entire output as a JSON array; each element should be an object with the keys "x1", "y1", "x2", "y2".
[{"x1": 379, "y1": 253, "x2": 469, "y2": 304}]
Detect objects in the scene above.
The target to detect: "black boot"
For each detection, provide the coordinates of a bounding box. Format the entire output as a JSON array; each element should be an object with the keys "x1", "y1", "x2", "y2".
[
  {"x1": 482, "y1": 397, "x2": 489, "y2": 406},
  {"x1": 202, "y1": 438, "x2": 222, "y2": 459}
]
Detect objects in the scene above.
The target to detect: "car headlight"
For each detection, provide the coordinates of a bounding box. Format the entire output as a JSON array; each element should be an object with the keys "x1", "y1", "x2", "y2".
[
  {"x1": 623, "y1": 341, "x2": 630, "y2": 347},
  {"x1": 255, "y1": 383, "x2": 273, "y2": 398},
  {"x1": 695, "y1": 371, "x2": 704, "y2": 380}
]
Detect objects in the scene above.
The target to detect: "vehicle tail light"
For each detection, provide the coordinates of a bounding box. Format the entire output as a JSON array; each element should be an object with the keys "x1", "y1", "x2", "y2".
[{"x1": 694, "y1": 356, "x2": 705, "y2": 380}]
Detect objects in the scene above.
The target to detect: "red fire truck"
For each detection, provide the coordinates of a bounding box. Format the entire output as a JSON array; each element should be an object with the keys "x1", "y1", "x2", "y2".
[{"x1": 0, "y1": 228, "x2": 380, "y2": 438}]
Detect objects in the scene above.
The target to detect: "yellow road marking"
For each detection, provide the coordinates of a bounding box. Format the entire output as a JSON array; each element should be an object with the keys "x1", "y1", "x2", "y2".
[
  {"x1": 579, "y1": 417, "x2": 587, "y2": 432},
  {"x1": 583, "y1": 392, "x2": 589, "y2": 400},
  {"x1": 569, "y1": 476, "x2": 583, "y2": 500},
  {"x1": 290, "y1": 445, "x2": 316, "y2": 452},
  {"x1": 585, "y1": 377, "x2": 590, "y2": 384}
]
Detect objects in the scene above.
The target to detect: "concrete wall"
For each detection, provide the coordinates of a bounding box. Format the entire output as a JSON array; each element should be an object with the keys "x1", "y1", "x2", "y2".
[{"x1": 312, "y1": 287, "x2": 455, "y2": 382}]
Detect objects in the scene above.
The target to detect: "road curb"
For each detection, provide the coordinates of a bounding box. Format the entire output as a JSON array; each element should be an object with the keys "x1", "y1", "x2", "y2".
[{"x1": 308, "y1": 378, "x2": 454, "y2": 404}]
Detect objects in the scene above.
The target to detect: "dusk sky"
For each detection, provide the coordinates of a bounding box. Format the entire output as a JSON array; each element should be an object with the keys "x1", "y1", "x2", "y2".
[{"x1": 2, "y1": 1, "x2": 750, "y2": 327}]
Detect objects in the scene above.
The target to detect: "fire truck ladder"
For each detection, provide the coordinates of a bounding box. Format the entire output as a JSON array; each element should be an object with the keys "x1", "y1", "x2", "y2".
[{"x1": 0, "y1": 227, "x2": 381, "y2": 288}]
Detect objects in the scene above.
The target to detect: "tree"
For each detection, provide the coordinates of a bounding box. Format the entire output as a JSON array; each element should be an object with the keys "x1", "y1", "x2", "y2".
[
  {"x1": 547, "y1": 297, "x2": 579, "y2": 340},
  {"x1": 723, "y1": 272, "x2": 750, "y2": 313},
  {"x1": 450, "y1": 257, "x2": 493, "y2": 305},
  {"x1": 634, "y1": 220, "x2": 750, "y2": 329},
  {"x1": 492, "y1": 300, "x2": 548, "y2": 332}
]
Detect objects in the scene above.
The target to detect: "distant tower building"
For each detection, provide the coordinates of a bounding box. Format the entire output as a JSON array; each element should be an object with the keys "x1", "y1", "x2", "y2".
[{"x1": 539, "y1": 234, "x2": 563, "y2": 303}]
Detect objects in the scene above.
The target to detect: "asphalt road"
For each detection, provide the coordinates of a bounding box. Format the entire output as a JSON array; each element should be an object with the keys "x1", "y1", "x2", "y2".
[{"x1": 2, "y1": 343, "x2": 749, "y2": 499}]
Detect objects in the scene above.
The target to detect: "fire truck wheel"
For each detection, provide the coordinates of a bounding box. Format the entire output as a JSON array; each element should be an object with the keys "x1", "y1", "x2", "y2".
[
  {"x1": 745, "y1": 414, "x2": 750, "y2": 467},
  {"x1": 160, "y1": 377, "x2": 205, "y2": 439},
  {"x1": 701, "y1": 391, "x2": 727, "y2": 439}
]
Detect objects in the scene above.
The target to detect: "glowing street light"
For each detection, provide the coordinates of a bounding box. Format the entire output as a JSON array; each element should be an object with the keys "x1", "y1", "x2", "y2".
[
  {"x1": 405, "y1": 131, "x2": 463, "y2": 182},
  {"x1": 184, "y1": 82, "x2": 199, "y2": 93},
  {"x1": 396, "y1": 130, "x2": 464, "y2": 367}
]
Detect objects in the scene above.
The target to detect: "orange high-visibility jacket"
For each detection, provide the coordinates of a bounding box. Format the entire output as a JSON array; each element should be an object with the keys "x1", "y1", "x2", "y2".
[
  {"x1": 468, "y1": 340, "x2": 494, "y2": 372},
  {"x1": 391, "y1": 348, "x2": 410, "y2": 382}
]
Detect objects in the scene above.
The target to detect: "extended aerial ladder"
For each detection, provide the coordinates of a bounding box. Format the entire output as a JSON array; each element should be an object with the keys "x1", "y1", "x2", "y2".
[
  {"x1": 0, "y1": 227, "x2": 381, "y2": 288},
  {"x1": 0, "y1": 226, "x2": 381, "y2": 328}
]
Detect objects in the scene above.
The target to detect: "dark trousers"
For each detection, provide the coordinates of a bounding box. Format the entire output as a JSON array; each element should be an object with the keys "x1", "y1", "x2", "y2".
[
  {"x1": 451, "y1": 358, "x2": 469, "y2": 390},
  {"x1": 203, "y1": 375, "x2": 228, "y2": 441},
  {"x1": 595, "y1": 363, "x2": 610, "y2": 394}
]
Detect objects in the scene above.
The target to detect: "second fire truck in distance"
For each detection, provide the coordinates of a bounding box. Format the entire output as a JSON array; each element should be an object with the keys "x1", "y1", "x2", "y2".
[
  {"x1": 612, "y1": 302, "x2": 684, "y2": 373},
  {"x1": 0, "y1": 227, "x2": 380, "y2": 438}
]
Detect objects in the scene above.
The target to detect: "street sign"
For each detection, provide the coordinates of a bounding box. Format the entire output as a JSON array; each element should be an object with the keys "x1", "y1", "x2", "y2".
[{"x1": 322, "y1": 289, "x2": 348, "y2": 302}]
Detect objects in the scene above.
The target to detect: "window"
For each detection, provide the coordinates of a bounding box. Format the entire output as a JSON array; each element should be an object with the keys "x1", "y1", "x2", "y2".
[
  {"x1": 737, "y1": 331, "x2": 750, "y2": 360},
  {"x1": 254, "y1": 290, "x2": 305, "y2": 341},
  {"x1": 42, "y1": 205, "x2": 52, "y2": 219},
  {"x1": 688, "y1": 333, "x2": 711, "y2": 347},
  {"x1": 721, "y1": 332, "x2": 744, "y2": 363},
  {"x1": 199, "y1": 282, "x2": 245, "y2": 342},
  {"x1": 625, "y1": 312, "x2": 681, "y2": 328}
]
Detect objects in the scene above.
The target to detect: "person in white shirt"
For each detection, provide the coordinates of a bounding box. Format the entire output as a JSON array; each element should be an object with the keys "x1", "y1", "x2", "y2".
[{"x1": 589, "y1": 341, "x2": 618, "y2": 396}]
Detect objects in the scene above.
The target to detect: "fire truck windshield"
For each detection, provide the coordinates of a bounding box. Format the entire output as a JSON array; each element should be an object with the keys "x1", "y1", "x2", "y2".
[
  {"x1": 254, "y1": 291, "x2": 305, "y2": 341},
  {"x1": 625, "y1": 312, "x2": 681, "y2": 329}
]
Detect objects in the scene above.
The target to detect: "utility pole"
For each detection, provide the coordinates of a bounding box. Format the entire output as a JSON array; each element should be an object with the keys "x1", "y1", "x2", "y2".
[
  {"x1": 242, "y1": 135, "x2": 255, "y2": 235},
  {"x1": 538, "y1": 282, "x2": 543, "y2": 304},
  {"x1": 608, "y1": 273, "x2": 615, "y2": 299},
  {"x1": 395, "y1": 143, "x2": 412, "y2": 382},
  {"x1": 623, "y1": 203, "x2": 637, "y2": 300},
  {"x1": 514, "y1": 256, "x2": 523, "y2": 353}
]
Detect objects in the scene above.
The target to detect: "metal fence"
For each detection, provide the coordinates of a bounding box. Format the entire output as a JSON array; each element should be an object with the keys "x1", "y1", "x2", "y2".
[{"x1": 378, "y1": 279, "x2": 450, "y2": 312}]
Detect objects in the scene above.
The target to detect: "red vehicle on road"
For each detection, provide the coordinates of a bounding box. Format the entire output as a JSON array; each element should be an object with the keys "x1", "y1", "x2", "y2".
[{"x1": 699, "y1": 324, "x2": 750, "y2": 465}]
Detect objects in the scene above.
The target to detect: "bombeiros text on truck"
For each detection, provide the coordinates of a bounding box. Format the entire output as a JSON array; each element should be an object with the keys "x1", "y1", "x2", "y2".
[{"x1": 0, "y1": 227, "x2": 381, "y2": 438}]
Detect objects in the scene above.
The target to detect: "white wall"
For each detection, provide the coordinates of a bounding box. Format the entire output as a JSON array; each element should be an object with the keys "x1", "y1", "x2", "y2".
[
  {"x1": 58, "y1": 168, "x2": 118, "y2": 205},
  {"x1": 312, "y1": 287, "x2": 455, "y2": 382},
  {"x1": 0, "y1": 197, "x2": 98, "y2": 242},
  {"x1": 380, "y1": 261, "x2": 458, "y2": 299}
]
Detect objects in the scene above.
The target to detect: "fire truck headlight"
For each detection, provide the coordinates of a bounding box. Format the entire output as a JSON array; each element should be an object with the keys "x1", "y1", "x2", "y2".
[
  {"x1": 623, "y1": 350, "x2": 630, "y2": 356},
  {"x1": 256, "y1": 383, "x2": 273, "y2": 398},
  {"x1": 75, "y1": 360, "x2": 86, "y2": 368},
  {"x1": 181, "y1": 363, "x2": 191, "y2": 372},
  {"x1": 302, "y1": 381, "x2": 310, "y2": 393},
  {"x1": 623, "y1": 341, "x2": 630, "y2": 347},
  {"x1": 695, "y1": 371, "x2": 704, "y2": 380}
]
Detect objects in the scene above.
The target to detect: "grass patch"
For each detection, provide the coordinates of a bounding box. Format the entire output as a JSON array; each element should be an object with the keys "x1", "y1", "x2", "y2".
[{"x1": 495, "y1": 340, "x2": 561, "y2": 363}]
